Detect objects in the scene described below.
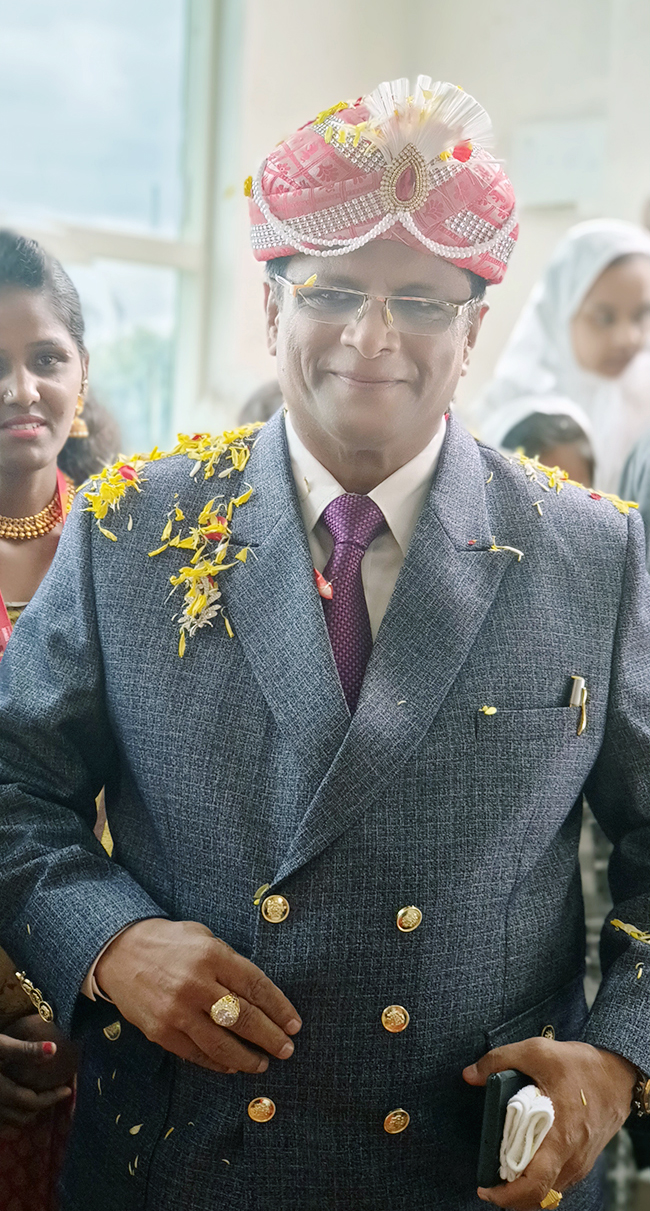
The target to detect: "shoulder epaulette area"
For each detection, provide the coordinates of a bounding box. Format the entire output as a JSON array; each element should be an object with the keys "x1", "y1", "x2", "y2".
[
  {"x1": 81, "y1": 422, "x2": 265, "y2": 542},
  {"x1": 504, "y1": 450, "x2": 638, "y2": 517}
]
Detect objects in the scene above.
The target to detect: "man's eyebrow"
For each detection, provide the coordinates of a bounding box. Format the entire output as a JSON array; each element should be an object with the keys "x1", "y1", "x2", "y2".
[
  {"x1": 26, "y1": 339, "x2": 69, "y2": 349},
  {"x1": 314, "y1": 276, "x2": 451, "y2": 296}
]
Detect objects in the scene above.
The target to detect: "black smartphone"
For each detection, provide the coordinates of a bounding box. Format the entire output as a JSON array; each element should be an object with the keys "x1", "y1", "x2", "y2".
[{"x1": 476, "y1": 1068, "x2": 529, "y2": 1188}]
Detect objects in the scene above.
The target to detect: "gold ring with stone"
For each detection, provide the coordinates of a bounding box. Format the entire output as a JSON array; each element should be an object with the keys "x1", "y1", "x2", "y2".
[
  {"x1": 540, "y1": 1192, "x2": 562, "y2": 1210},
  {"x1": 210, "y1": 994, "x2": 241, "y2": 1027}
]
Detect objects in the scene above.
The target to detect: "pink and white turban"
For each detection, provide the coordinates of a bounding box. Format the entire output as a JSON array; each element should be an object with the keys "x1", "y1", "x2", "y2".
[{"x1": 248, "y1": 76, "x2": 518, "y2": 284}]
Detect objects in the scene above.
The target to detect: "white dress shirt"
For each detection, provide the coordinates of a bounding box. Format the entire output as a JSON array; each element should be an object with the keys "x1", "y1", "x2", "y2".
[
  {"x1": 285, "y1": 411, "x2": 446, "y2": 638},
  {"x1": 82, "y1": 410, "x2": 446, "y2": 1000}
]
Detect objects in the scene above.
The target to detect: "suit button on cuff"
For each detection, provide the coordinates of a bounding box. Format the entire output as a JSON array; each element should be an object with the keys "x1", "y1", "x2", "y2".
[
  {"x1": 381, "y1": 1005, "x2": 410, "y2": 1033},
  {"x1": 261, "y1": 894, "x2": 290, "y2": 923},
  {"x1": 248, "y1": 1097, "x2": 276, "y2": 1122},
  {"x1": 384, "y1": 1108, "x2": 410, "y2": 1134},
  {"x1": 396, "y1": 906, "x2": 422, "y2": 932}
]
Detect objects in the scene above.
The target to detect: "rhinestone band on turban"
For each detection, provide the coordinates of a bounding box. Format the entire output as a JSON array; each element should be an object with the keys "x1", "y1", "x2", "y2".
[{"x1": 248, "y1": 76, "x2": 518, "y2": 284}]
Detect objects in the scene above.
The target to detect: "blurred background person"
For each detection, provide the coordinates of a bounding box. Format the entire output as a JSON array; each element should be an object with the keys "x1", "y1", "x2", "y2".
[
  {"x1": 498, "y1": 401, "x2": 595, "y2": 483},
  {"x1": 475, "y1": 220, "x2": 650, "y2": 491},
  {"x1": 0, "y1": 229, "x2": 119, "y2": 1211},
  {"x1": 620, "y1": 429, "x2": 650, "y2": 569}
]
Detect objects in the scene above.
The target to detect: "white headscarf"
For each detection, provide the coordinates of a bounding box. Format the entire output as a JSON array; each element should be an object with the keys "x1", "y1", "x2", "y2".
[{"x1": 475, "y1": 219, "x2": 650, "y2": 492}]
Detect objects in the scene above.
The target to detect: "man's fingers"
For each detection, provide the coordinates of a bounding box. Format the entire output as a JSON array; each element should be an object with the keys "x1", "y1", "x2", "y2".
[
  {"x1": 162, "y1": 1027, "x2": 237, "y2": 1075},
  {"x1": 207, "y1": 985, "x2": 295, "y2": 1061},
  {"x1": 464, "y1": 1040, "x2": 547, "y2": 1086},
  {"x1": 212, "y1": 944, "x2": 302, "y2": 1034},
  {"x1": 477, "y1": 1140, "x2": 564, "y2": 1208},
  {"x1": 189, "y1": 1015, "x2": 270, "y2": 1075}
]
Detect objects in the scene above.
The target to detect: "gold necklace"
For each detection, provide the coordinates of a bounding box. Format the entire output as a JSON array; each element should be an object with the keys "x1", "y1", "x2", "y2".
[{"x1": 0, "y1": 474, "x2": 75, "y2": 541}]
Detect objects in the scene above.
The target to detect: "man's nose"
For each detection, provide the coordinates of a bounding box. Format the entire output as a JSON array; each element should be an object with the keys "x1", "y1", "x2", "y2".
[{"x1": 340, "y1": 297, "x2": 400, "y2": 358}]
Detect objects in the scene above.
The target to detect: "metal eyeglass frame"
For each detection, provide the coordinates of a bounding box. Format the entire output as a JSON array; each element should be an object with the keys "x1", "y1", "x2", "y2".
[{"x1": 274, "y1": 274, "x2": 476, "y2": 335}]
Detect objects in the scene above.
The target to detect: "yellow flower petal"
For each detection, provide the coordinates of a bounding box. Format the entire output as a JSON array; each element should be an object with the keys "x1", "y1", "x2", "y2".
[
  {"x1": 98, "y1": 525, "x2": 117, "y2": 542},
  {"x1": 161, "y1": 519, "x2": 173, "y2": 541},
  {"x1": 178, "y1": 631, "x2": 186, "y2": 658},
  {"x1": 224, "y1": 617, "x2": 234, "y2": 638},
  {"x1": 235, "y1": 548, "x2": 248, "y2": 563}
]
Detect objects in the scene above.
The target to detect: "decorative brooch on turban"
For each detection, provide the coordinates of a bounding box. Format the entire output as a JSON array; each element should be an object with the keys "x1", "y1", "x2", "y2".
[{"x1": 248, "y1": 75, "x2": 518, "y2": 284}]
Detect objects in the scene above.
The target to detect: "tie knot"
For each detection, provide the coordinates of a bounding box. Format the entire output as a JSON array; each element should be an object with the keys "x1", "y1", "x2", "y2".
[{"x1": 321, "y1": 493, "x2": 387, "y2": 553}]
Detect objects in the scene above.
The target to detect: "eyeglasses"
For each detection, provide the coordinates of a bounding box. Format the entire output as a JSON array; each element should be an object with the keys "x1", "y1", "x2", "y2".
[{"x1": 275, "y1": 274, "x2": 475, "y2": 336}]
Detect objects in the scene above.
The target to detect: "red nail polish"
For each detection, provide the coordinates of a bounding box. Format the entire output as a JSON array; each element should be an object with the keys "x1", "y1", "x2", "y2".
[{"x1": 42, "y1": 1041, "x2": 56, "y2": 1056}]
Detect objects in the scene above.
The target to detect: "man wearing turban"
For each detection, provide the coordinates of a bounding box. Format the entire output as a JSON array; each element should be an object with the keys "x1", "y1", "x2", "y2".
[{"x1": 0, "y1": 77, "x2": 649, "y2": 1211}]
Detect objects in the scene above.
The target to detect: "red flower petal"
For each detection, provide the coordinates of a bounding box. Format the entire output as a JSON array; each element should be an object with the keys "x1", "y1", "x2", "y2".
[
  {"x1": 590, "y1": 492, "x2": 602, "y2": 500},
  {"x1": 205, "y1": 529, "x2": 225, "y2": 540},
  {"x1": 117, "y1": 464, "x2": 138, "y2": 481},
  {"x1": 314, "y1": 569, "x2": 333, "y2": 599}
]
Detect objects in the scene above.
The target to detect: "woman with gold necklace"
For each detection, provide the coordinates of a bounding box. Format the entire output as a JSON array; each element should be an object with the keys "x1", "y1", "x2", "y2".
[{"x1": 0, "y1": 229, "x2": 118, "y2": 1209}]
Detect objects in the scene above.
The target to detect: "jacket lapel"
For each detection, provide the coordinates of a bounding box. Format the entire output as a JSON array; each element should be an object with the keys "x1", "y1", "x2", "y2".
[
  {"x1": 220, "y1": 413, "x2": 350, "y2": 785},
  {"x1": 273, "y1": 418, "x2": 518, "y2": 884}
]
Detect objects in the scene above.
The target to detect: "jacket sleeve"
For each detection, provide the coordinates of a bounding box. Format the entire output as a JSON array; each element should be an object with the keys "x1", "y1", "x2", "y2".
[
  {"x1": 582, "y1": 506, "x2": 650, "y2": 1072},
  {"x1": 0, "y1": 497, "x2": 166, "y2": 1035}
]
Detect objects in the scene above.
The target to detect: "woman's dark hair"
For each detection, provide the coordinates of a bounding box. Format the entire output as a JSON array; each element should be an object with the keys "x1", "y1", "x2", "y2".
[
  {"x1": 0, "y1": 229, "x2": 121, "y2": 484},
  {"x1": 264, "y1": 254, "x2": 488, "y2": 301},
  {"x1": 502, "y1": 412, "x2": 593, "y2": 461},
  {"x1": 0, "y1": 229, "x2": 86, "y2": 356}
]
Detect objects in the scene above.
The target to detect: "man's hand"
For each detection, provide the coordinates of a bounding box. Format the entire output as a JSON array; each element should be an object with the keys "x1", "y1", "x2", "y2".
[
  {"x1": 0, "y1": 1020, "x2": 73, "y2": 1126},
  {"x1": 95, "y1": 918, "x2": 302, "y2": 1075},
  {"x1": 463, "y1": 1038, "x2": 635, "y2": 1208}
]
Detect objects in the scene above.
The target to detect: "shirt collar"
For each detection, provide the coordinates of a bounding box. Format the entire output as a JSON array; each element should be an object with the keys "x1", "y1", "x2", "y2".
[{"x1": 285, "y1": 411, "x2": 446, "y2": 556}]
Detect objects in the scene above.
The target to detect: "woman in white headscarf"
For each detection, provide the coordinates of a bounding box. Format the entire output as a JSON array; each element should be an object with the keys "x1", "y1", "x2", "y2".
[{"x1": 476, "y1": 219, "x2": 650, "y2": 492}]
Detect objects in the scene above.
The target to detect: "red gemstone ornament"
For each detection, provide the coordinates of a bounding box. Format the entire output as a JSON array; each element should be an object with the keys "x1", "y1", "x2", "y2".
[
  {"x1": 452, "y1": 143, "x2": 472, "y2": 162},
  {"x1": 314, "y1": 569, "x2": 333, "y2": 600}
]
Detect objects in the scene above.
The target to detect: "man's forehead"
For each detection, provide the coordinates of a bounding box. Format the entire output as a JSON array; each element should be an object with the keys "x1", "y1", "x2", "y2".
[{"x1": 288, "y1": 242, "x2": 474, "y2": 299}]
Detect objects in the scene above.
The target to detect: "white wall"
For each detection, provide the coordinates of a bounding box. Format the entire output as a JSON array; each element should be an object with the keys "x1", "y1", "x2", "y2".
[{"x1": 195, "y1": 0, "x2": 650, "y2": 430}]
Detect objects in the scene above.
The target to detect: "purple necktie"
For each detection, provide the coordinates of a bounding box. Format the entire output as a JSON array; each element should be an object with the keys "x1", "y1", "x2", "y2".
[{"x1": 320, "y1": 494, "x2": 387, "y2": 712}]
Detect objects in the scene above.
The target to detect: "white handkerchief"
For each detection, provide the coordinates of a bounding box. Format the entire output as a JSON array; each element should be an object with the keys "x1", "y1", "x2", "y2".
[{"x1": 499, "y1": 1084, "x2": 555, "y2": 1183}]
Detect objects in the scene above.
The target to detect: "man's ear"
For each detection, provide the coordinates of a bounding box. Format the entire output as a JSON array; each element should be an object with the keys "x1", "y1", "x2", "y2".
[
  {"x1": 461, "y1": 302, "x2": 489, "y2": 377},
  {"x1": 264, "y1": 281, "x2": 280, "y2": 357}
]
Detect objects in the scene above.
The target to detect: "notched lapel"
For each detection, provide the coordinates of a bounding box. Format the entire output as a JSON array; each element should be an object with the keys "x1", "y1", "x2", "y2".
[
  {"x1": 220, "y1": 414, "x2": 350, "y2": 782},
  {"x1": 274, "y1": 419, "x2": 520, "y2": 884}
]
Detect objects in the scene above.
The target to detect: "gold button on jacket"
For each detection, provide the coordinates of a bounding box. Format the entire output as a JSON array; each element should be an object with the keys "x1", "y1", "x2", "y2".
[
  {"x1": 261, "y1": 894, "x2": 290, "y2": 923},
  {"x1": 396, "y1": 906, "x2": 422, "y2": 932},
  {"x1": 540, "y1": 1023, "x2": 555, "y2": 1040},
  {"x1": 381, "y1": 1004, "x2": 410, "y2": 1033},
  {"x1": 384, "y1": 1108, "x2": 410, "y2": 1134},
  {"x1": 248, "y1": 1097, "x2": 276, "y2": 1122}
]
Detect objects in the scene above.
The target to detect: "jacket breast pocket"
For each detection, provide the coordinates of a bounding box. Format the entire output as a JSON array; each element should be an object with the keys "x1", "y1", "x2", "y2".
[
  {"x1": 485, "y1": 971, "x2": 588, "y2": 1050},
  {"x1": 474, "y1": 706, "x2": 584, "y2": 764}
]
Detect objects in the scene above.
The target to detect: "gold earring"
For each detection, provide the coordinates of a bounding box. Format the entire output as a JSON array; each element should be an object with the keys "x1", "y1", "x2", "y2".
[{"x1": 69, "y1": 393, "x2": 89, "y2": 439}]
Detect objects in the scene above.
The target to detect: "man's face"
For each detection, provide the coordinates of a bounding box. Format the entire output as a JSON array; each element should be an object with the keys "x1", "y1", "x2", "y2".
[{"x1": 264, "y1": 240, "x2": 485, "y2": 456}]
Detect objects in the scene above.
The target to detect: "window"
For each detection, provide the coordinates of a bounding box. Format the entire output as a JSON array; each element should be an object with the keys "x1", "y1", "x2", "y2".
[{"x1": 0, "y1": 0, "x2": 215, "y2": 452}]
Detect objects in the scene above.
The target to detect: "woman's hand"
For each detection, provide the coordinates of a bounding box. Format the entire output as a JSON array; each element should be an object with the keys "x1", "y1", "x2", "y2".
[{"x1": 0, "y1": 1015, "x2": 75, "y2": 1126}]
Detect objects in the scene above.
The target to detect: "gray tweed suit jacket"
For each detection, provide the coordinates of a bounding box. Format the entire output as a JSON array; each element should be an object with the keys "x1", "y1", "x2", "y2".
[{"x1": 0, "y1": 412, "x2": 649, "y2": 1211}]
